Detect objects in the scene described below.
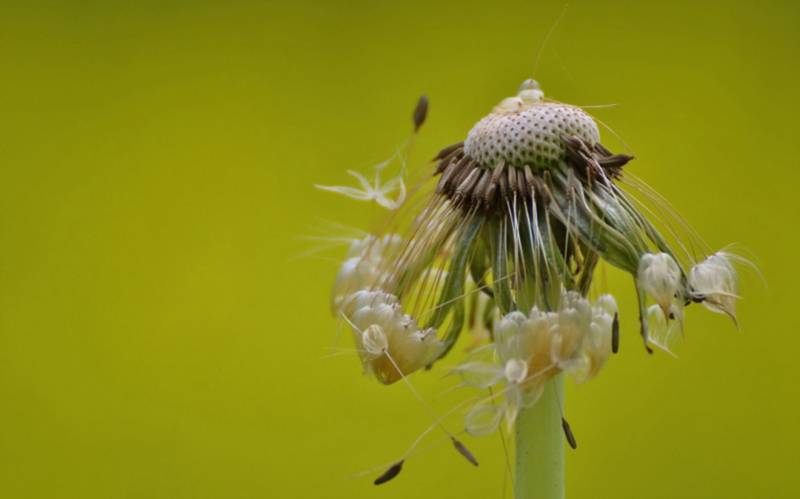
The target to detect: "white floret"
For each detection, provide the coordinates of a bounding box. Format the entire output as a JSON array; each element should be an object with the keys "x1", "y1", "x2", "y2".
[
  {"x1": 688, "y1": 252, "x2": 738, "y2": 319},
  {"x1": 341, "y1": 290, "x2": 444, "y2": 384},
  {"x1": 637, "y1": 252, "x2": 682, "y2": 313}
]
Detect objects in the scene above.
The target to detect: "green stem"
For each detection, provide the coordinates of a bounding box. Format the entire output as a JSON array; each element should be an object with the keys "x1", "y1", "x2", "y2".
[{"x1": 515, "y1": 374, "x2": 565, "y2": 499}]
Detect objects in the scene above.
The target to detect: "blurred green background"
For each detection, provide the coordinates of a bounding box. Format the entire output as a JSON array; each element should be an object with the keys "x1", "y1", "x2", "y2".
[{"x1": 0, "y1": 1, "x2": 798, "y2": 498}]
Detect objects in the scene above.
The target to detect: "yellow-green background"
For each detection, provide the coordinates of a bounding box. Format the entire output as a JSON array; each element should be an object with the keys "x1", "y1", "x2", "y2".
[{"x1": 0, "y1": 1, "x2": 797, "y2": 498}]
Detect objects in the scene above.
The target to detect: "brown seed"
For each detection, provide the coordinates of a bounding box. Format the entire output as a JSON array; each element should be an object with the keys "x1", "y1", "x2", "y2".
[
  {"x1": 592, "y1": 142, "x2": 613, "y2": 157},
  {"x1": 413, "y1": 95, "x2": 429, "y2": 132},
  {"x1": 562, "y1": 134, "x2": 582, "y2": 151},
  {"x1": 433, "y1": 142, "x2": 464, "y2": 161},
  {"x1": 437, "y1": 161, "x2": 460, "y2": 194},
  {"x1": 611, "y1": 312, "x2": 620, "y2": 354},
  {"x1": 444, "y1": 161, "x2": 470, "y2": 196},
  {"x1": 374, "y1": 460, "x2": 404, "y2": 485},
  {"x1": 451, "y1": 437, "x2": 479, "y2": 466},
  {"x1": 523, "y1": 164, "x2": 536, "y2": 190},
  {"x1": 473, "y1": 169, "x2": 492, "y2": 205},
  {"x1": 561, "y1": 418, "x2": 578, "y2": 450},
  {"x1": 598, "y1": 154, "x2": 634, "y2": 169},
  {"x1": 456, "y1": 168, "x2": 482, "y2": 199},
  {"x1": 435, "y1": 149, "x2": 463, "y2": 175},
  {"x1": 540, "y1": 170, "x2": 554, "y2": 205},
  {"x1": 498, "y1": 170, "x2": 509, "y2": 199},
  {"x1": 514, "y1": 167, "x2": 527, "y2": 195},
  {"x1": 507, "y1": 166, "x2": 519, "y2": 195},
  {"x1": 639, "y1": 314, "x2": 654, "y2": 354},
  {"x1": 483, "y1": 182, "x2": 497, "y2": 206},
  {"x1": 490, "y1": 159, "x2": 506, "y2": 183}
]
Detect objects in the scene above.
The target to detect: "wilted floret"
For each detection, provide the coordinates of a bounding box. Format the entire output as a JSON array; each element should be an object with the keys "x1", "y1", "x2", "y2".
[
  {"x1": 645, "y1": 303, "x2": 684, "y2": 355},
  {"x1": 342, "y1": 290, "x2": 444, "y2": 384},
  {"x1": 637, "y1": 252, "x2": 682, "y2": 315},
  {"x1": 688, "y1": 252, "x2": 738, "y2": 320},
  {"x1": 330, "y1": 234, "x2": 402, "y2": 312}
]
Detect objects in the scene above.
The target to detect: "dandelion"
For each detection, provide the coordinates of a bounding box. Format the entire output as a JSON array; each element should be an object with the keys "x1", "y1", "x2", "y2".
[
  {"x1": 324, "y1": 79, "x2": 741, "y2": 496},
  {"x1": 637, "y1": 252, "x2": 682, "y2": 315}
]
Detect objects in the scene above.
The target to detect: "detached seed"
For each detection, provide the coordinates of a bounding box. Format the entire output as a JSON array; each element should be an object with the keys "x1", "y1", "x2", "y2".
[
  {"x1": 413, "y1": 95, "x2": 429, "y2": 132},
  {"x1": 452, "y1": 437, "x2": 479, "y2": 466},
  {"x1": 561, "y1": 417, "x2": 578, "y2": 450},
  {"x1": 374, "y1": 460, "x2": 404, "y2": 485}
]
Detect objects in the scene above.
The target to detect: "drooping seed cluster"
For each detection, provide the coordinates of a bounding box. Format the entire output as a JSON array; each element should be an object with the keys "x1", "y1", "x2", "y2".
[
  {"x1": 457, "y1": 291, "x2": 618, "y2": 436},
  {"x1": 342, "y1": 289, "x2": 444, "y2": 385}
]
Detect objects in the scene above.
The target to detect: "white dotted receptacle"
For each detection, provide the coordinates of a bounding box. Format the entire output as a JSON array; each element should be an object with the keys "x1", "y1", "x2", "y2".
[{"x1": 464, "y1": 103, "x2": 600, "y2": 169}]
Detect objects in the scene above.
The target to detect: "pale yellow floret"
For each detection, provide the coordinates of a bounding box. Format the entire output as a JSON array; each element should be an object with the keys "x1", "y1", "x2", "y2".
[
  {"x1": 637, "y1": 252, "x2": 682, "y2": 316},
  {"x1": 461, "y1": 291, "x2": 617, "y2": 435},
  {"x1": 341, "y1": 290, "x2": 444, "y2": 385},
  {"x1": 688, "y1": 251, "x2": 738, "y2": 320}
]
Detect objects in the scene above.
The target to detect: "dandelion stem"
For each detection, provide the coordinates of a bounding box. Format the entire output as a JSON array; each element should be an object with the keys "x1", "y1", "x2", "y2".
[{"x1": 515, "y1": 374, "x2": 565, "y2": 499}]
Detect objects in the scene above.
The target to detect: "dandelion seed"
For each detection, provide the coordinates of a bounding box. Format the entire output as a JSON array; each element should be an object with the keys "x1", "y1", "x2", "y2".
[
  {"x1": 561, "y1": 417, "x2": 577, "y2": 450},
  {"x1": 413, "y1": 95, "x2": 429, "y2": 132},
  {"x1": 374, "y1": 460, "x2": 404, "y2": 485},
  {"x1": 451, "y1": 437, "x2": 479, "y2": 466}
]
